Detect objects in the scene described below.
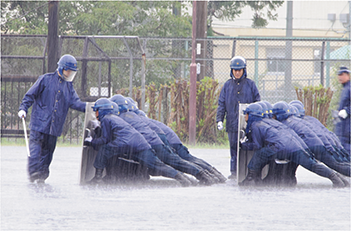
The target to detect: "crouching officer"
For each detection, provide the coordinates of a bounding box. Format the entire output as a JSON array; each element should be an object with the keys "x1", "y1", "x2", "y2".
[
  {"x1": 84, "y1": 98, "x2": 193, "y2": 187},
  {"x1": 18, "y1": 54, "x2": 86, "y2": 183},
  {"x1": 110, "y1": 95, "x2": 214, "y2": 185},
  {"x1": 239, "y1": 103, "x2": 347, "y2": 188}
]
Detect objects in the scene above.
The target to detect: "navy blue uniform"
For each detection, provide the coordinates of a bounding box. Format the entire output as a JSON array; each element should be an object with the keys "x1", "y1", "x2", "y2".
[
  {"x1": 216, "y1": 72, "x2": 260, "y2": 173},
  {"x1": 304, "y1": 115, "x2": 350, "y2": 162},
  {"x1": 241, "y1": 120, "x2": 336, "y2": 180},
  {"x1": 299, "y1": 117, "x2": 347, "y2": 163},
  {"x1": 19, "y1": 71, "x2": 86, "y2": 180},
  {"x1": 281, "y1": 116, "x2": 350, "y2": 176},
  {"x1": 92, "y1": 114, "x2": 178, "y2": 178},
  {"x1": 150, "y1": 119, "x2": 214, "y2": 171},
  {"x1": 119, "y1": 111, "x2": 203, "y2": 177},
  {"x1": 334, "y1": 81, "x2": 351, "y2": 153}
]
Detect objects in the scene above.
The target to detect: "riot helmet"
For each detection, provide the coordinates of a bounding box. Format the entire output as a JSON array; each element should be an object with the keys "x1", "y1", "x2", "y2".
[
  {"x1": 262, "y1": 101, "x2": 273, "y2": 118},
  {"x1": 125, "y1": 97, "x2": 138, "y2": 112},
  {"x1": 230, "y1": 56, "x2": 246, "y2": 79},
  {"x1": 57, "y1": 54, "x2": 78, "y2": 82},
  {"x1": 110, "y1": 94, "x2": 129, "y2": 112},
  {"x1": 289, "y1": 100, "x2": 305, "y2": 118},
  {"x1": 257, "y1": 101, "x2": 269, "y2": 118},
  {"x1": 110, "y1": 102, "x2": 120, "y2": 115},
  {"x1": 243, "y1": 103, "x2": 264, "y2": 118},
  {"x1": 272, "y1": 101, "x2": 291, "y2": 121},
  {"x1": 289, "y1": 105, "x2": 299, "y2": 117},
  {"x1": 92, "y1": 98, "x2": 114, "y2": 120}
]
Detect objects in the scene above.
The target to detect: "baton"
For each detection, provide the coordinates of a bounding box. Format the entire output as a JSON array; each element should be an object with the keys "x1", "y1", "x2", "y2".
[{"x1": 22, "y1": 117, "x2": 30, "y2": 157}]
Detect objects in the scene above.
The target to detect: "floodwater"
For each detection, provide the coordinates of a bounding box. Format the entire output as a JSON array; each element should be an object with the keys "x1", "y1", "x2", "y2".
[{"x1": 1, "y1": 145, "x2": 350, "y2": 230}]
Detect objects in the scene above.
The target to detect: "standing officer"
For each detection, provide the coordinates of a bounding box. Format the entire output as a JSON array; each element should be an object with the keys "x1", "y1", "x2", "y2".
[
  {"x1": 216, "y1": 56, "x2": 260, "y2": 179},
  {"x1": 18, "y1": 54, "x2": 86, "y2": 183},
  {"x1": 334, "y1": 66, "x2": 350, "y2": 154}
]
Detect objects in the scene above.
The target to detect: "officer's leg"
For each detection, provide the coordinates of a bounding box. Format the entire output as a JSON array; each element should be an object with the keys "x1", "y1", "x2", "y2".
[
  {"x1": 312, "y1": 146, "x2": 351, "y2": 177},
  {"x1": 285, "y1": 150, "x2": 345, "y2": 187},
  {"x1": 240, "y1": 147, "x2": 275, "y2": 186},
  {"x1": 39, "y1": 134, "x2": 58, "y2": 180},
  {"x1": 172, "y1": 144, "x2": 212, "y2": 170},
  {"x1": 28, "y1": 130, "x2": 44, "y2": 182},
  {"x1": 228, "y1": 131, "x2": 238, "y2": 177},
  {"x1": 135, "y1": 149, "x2": 192, "y2": 187},
  {"x1": 152, "y1": 144, "x2": 215, "y2": 185}
]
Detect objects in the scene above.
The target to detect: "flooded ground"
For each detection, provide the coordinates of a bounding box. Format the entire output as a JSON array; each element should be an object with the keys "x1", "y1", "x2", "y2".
[{"x1": 1, "y1": 145, "x2": 350, "y2": 230}]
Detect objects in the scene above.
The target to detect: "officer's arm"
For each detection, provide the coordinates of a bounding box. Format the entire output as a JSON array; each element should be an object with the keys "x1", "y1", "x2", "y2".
[
  {"x1": 19, "y1": 75, "x2": 44, "y2": 112},
  {"x1": 216, "y1": 86, "x2": 226, "y2": 123},
  {"x1": 69, "y1": 88, "x2": 86, "y2": 113}
]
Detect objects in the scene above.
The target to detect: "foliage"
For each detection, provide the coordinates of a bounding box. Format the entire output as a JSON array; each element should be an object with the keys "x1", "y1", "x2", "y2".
[
  {"x1": 117, "y1": 77, "x2": 227, "y2": 145},
  {"x1": 207, "y1": 0, "x2": 284, "y2": 34},
  {"x1": 2, "y1": 1, "x2": 284, "y2": 36}
]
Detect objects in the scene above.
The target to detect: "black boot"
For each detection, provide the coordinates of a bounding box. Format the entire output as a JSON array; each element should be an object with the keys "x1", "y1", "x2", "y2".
[
  {"x1": 204, "y1": 170, "x2": 220, "y2": 184},
  {"x1": 29, "y1": 172, "x2": 42, "y2": 183},
  {"x1": 335, "y1": 172, "x2": 350, "y2": 187},
  {"x1": 89, "y1": 168, "x2": 104, "y2": 184},
  {"x1": 329, "y1": 172, "x2": 345, "y2": 188},
  {"x1": 239, "y1": 169, "x2": 261, "y2": 186},
  {"x1": 209, "y1": 167, "x2": 227, "y2": 183},
  {"x1": 174, "y1": 172, "x2": 192, "y2": 187},
  {"x1": 195, "y1": 170, "x2": 215, "y2": 186}
]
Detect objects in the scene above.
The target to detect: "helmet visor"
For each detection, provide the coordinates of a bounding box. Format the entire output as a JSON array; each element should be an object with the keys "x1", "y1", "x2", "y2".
[{"x1": 62, "y1": 70, "x2": 77, "y2": 82}]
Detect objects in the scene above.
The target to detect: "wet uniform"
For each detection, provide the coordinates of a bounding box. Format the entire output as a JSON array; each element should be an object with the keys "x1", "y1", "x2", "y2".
[{"x1": 19, "y1": 71, "x2": 86, "y2": 180}]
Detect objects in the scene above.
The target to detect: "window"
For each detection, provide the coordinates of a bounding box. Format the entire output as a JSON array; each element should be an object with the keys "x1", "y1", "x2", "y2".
[{"x1": 266, "y1": 48, "x2": 285, "y2": 73}]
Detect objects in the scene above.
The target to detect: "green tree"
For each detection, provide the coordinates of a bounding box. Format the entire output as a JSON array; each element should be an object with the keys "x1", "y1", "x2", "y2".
[{"x1": 207, "y1": 1, "x2": 284, "y2": 35}]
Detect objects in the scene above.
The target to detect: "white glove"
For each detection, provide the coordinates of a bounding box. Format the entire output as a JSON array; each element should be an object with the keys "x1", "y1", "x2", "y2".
[
  {"x1": 18, "y1": 110, "x2": 26, "y2": 119},
  {"x1": 90, "y1": 119, "x2": 100, "y2": 129},
  {"x1": 217, "y1": 121, "x2": 223, "y2": 130},
  {"x1": 338, "y1": 109, "x2": 348, "y2": 119},
  {"x1": 85, "y1": 136, "x2": 93, "y2": 142}
]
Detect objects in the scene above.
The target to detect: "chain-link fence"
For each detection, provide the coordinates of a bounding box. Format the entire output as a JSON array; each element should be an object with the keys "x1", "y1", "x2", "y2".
[{"x1": 1, "y1": 35, "x2": 350, "y2": 143}]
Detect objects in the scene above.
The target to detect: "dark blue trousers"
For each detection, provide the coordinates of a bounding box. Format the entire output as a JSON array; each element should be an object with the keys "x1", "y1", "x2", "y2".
[
  {"x1": 311, "y1": 146, "x2": 350, "y2": 176},
  {"x1": 171, "y1": 143, "x2": 213, "y2": 171},
  {"x1": 93, "y1": 145, "x2": 178, "y2": 178},
  {"x1": 151, "y1": 144, "x2": 202, "y2": 176},
  {"x1": 228, "y1": 131, "x2": 238, "y2": 173},
  {"x1": 248, "y1": 147, "x2": 334, "y2": 178},
  {"x1": 28, "y1": 130, "x2": 58, "y2": 180}
]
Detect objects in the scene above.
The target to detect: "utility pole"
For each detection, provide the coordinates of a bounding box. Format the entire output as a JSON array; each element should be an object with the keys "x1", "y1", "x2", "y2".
[
  {"x1": 285, "y1": 1, "x2": 293, "y2": 99},
  {"x1": 47, "y1": 1, "x2": 59, "y2": 72},
  {"x1": 189, "y1": 1, "x2": 197, "y2": 146},
  {"x1": 196, "y1": 1, "x2": 208, "y2": 81}
]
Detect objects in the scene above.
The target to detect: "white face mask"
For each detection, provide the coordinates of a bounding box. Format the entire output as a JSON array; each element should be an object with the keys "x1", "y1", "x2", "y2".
[{"x1": 62, "y1": 69, "x2": 77, "y2": 82}]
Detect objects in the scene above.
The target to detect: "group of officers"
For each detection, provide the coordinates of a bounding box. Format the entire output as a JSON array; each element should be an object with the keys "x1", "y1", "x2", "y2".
[
  {"x1": 18, "y1": 53, "x2": 350, "y2": 187},
  {"x1": 82, "y1": 95, "x2": 227, "y2": 186}
]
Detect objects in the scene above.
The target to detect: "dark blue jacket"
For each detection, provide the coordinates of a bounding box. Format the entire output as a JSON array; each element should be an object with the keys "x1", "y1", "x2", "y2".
[
  {"x1": 334, "y1": 81, "x2": 350, "y2": 141},
  {"x1": 92, "y1": 114, "x2": 151, "y2": 153},
  {"x1": 19, "y1": 71, "x2": 86, "y2": 136},
  {"x1": 261, "y1": 118, "x2": 309, "y2": 150},
  {"x1": 138, "y1": 116, "x2": 165, "y2": 135},
  {"x1": 119, "y1": 111, "x2": 163, "y2": 146},
  {"x1": 241, "y1": 120, "x2": 305, "y2": 153},
  {"x1": 216, "y1": 74, "x2": 260, "y2": 132},
  {"x1": 280, "y1": 116, "x2": 324, "y2": 148},
  {"x1": 300, "y1": 117, "x2": 336, "y2": 153},
  {"x1": 150, "y1": 119, "x2": 182, "y2": 145}
]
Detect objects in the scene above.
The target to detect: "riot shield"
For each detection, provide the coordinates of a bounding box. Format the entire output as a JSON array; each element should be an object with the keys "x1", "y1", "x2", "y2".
[
  {"x1": 237, "y1": 103, "x2": 269, "y2": 183},
  {"x1": 79, "y1": 103, "x2": 149, "y2": 185}
]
